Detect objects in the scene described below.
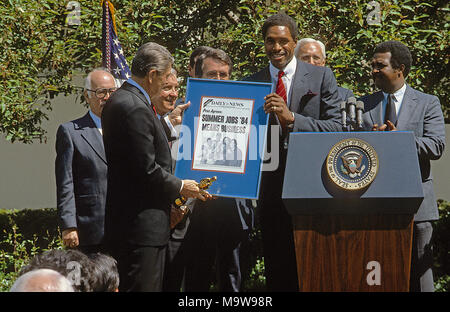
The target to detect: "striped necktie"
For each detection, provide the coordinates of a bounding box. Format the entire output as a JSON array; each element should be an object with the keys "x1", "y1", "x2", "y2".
[{"x1": 276, "y1": 70, "x2": 287, "y2": 104}]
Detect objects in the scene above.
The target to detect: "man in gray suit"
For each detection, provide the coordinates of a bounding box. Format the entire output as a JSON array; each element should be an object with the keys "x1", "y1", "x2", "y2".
[
  {"x1": 245, "y1": 13, "x2": 342, "y2": 291},
  {"x1": 55, "y1": 68, "x2": 116, "y2": 254},
  {"x1": 360, "y1": 41, "x2": 445, "y2": 291},
  {"x1": 294, "y1": 38, "x2": 354, "y2": 101}
]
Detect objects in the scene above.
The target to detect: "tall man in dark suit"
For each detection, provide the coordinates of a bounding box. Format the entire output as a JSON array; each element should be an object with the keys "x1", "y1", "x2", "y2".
[
  {"x1": 101, "y1": 42, "x2": 211, "y2": 292},
  {"x1": 182, "y1": 48, "x2": 254, "y2": 292},
  {"x1": 55, "y1": 68, "x2": 116, "y2": 254},
  {"x1": 294, "y1": 38, "x2": 354, "y2": 101},
  {"x1": 245, "y1": 13, "x2": 342, "y2": 291},
  {"x1": 359, "y1": 41, "x2": 445, "y2": 292}
]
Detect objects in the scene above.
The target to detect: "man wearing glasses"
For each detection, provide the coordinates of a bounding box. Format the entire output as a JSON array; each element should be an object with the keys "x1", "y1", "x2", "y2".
[{"x1": 55, "y1": 68, "x2": 116, "y2": 254}]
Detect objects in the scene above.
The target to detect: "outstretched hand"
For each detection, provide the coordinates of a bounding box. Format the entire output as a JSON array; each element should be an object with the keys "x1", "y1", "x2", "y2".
[{"x1": 168, "y1": 101, "x2": 190, "y2": 126}]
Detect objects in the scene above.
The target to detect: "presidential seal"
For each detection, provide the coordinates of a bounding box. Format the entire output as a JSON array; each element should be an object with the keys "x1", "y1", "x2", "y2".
[{"x1": 326, "y1": 138, "x2": 379, "y2": 191}]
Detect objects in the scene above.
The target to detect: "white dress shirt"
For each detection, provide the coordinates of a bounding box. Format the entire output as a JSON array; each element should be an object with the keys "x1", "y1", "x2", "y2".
[{"x1": 269, "y1": 56, "x2": 297, "y2": 107}]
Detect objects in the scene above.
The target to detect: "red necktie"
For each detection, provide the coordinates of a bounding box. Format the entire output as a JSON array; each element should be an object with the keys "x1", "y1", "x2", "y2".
[{"x1": 276, "y1": 70, "x2": 287, "y2": 104}]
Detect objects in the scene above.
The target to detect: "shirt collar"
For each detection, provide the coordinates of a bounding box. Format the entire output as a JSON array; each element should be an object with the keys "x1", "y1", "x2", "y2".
[
  {"x1": 127, "y1": 78, "x2": 160, "y2": 118},
  {"x1": 127, "y1": 78, "x2": 152, "y2": 107},
  {"x1": 383, "y1": 83, "x2": 406, "y2": 102},
  {"x1": 269, "y1": 57, "x2": 297, "y2": 81},
  {"x1": 89, "y1": 110, "x2": 102, "y2": 129}
]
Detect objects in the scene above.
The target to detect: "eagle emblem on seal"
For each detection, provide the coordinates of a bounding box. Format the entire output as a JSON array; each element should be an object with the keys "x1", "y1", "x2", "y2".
[{"x1": 340, "y1": 151, "x2": 366, "y2": 179}]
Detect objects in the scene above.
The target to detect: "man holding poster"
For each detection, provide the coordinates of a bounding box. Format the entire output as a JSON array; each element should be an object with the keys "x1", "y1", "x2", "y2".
[
  {"x1": 180, "y1": 48, "x2": 254, "y2": 292},
  {"x1": 245, "y1": 13, "x2": 342, "y2": 291}
]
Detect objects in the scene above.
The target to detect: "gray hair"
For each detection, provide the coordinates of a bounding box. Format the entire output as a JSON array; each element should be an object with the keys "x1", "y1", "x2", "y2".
[
  {"x1": 295, "y1": 38, "x2": 326, "y2": 59},
  {"x1": 131, "y1": 42, "x2": 174, "y2": 78},
  {"x1": 10, "y1": 269, "x2": 74, "y2": 292},
  {"x1": 84, "y1": 67, "x2": 115, "y2": 98}
]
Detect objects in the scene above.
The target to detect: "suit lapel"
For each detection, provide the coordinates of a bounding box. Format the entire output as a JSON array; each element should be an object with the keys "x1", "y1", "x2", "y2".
[
  {"x1": 396, "y1": 85, "x2": 417, "y2": 129},
  {"x1": 289, "y1": 61, "x2": 310, "y2": 111},
  {"x1": 78, "y1": 113, "x2": 107, "y2": 164},
  {"x1": 368, "y1": 91, "x2": 384, "y2": 126}
]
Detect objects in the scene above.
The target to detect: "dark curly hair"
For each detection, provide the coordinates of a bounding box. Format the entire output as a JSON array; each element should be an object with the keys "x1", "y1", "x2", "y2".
[
  {"x1": 262, "y1": 13, "x2": 298, "y2": 41},
  {"x1": 87, "y1": 252, "x2": 120, "y2": 292},
  {"x1": 374, "y1": 41, "x2": 412, "y2": 77}
]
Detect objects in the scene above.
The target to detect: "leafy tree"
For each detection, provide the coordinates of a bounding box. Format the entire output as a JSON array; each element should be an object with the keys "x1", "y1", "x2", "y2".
[{"x1": 0, "y1": 0, "x2": 448, "y2": 143}]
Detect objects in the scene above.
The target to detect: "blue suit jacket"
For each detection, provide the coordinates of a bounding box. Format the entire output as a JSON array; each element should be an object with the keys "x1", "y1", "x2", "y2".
[
  {"x1": 359, "y1": 85, "x2": 446, "y2": 221},
  {"x1": 55, "y1": 112, "x2": 107, "y2": 245}
]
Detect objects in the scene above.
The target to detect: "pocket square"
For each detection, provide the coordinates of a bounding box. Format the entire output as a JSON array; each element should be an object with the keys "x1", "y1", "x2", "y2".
[{"x1": 305, "y1": 90, "x2": 318, "y2": 97}]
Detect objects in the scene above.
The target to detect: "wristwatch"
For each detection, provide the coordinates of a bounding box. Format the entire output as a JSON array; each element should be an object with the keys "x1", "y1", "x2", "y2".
[{"x1": 286, "y1": 112, "x2": 295, "y2": 130}]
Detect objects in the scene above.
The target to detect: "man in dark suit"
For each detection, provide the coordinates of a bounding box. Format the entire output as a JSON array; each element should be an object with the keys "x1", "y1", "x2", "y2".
[
  {"x1": 101, "y1": 42, "x2": 210, "y2": 292},
  {"x1": 359, "y1": 41, "x2": 445, "y2": 292},
  {"x1": 294, "y1": 38, "x2": 354, "y2": 101},
  {"x1": 163, "y1": 46, "x2": 213, "y2": 292},
  {"x1": 182, "y1": 49, "x2": 254, "y2": 292},
  {"x1": 245, "y1": 13, "x2": 342, "y2": 291},
  {"x1": 55, "y1": 68, "x2": 116, "y2": 254}
]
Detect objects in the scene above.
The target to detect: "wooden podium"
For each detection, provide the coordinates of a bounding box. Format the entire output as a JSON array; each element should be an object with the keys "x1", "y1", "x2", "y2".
[{"x1": 282, "y1": 132, "x2": 423, "y2": 292}]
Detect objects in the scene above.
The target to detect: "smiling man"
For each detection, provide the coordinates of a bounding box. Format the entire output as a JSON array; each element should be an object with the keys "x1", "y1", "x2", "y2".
[
  {"x1": 101, "y1": 42, "x2": 211, "y2": 292},
  {"x1": 360, "y1": 41, "x2": 445, "y2": 291},
  {"x1": 245, "y1": 13, "x2": 342, "y2": 291}
]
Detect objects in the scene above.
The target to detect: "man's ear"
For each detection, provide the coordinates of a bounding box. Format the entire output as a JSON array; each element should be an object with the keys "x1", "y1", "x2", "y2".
[
  {"x1": 83, "y1": 90, "x2": 90, "y2": 101},
  {"x1": 147, "y1": 69, "x2": 158, "y2": 84},
  {"x1": 397, "y1": 64, "x2": 405, "y2": 78}
]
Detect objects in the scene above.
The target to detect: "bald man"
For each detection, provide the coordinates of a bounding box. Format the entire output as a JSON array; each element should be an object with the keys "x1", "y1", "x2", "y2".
[
  {"x1": 295, "y1": 38, "x2": 354, "y2": 101},
  {"x1": 10, "y1": 269, "x2": 74, "y2": 292},
  {"x1": 56, "y1": 68, "x2": 117, "y2": 254}
]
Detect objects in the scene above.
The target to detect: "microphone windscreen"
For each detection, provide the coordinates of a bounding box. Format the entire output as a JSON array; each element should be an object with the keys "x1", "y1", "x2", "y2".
[
  {"x1": 356, "y1": 101, "x2": 364, "y2": 111},
  {"x1": 347, "y1": 97, "x2": 356, "y2": 105}
]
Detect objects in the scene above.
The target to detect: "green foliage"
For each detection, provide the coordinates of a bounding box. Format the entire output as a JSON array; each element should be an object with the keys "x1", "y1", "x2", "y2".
[
  {"x1": 0, "y1": 208, "x2": 63, "y2": 292},
  {"x1": 0, "y1": 0, "x2": 448, "y2": 143},
  {"x1": 434, "y1": 200, "x2": 450, "y2": 292}
]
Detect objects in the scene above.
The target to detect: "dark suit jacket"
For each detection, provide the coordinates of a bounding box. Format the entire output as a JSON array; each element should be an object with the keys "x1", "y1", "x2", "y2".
[
  {"x1": 338, "y1": 86, "x2": 354, "y2": 102},
  {"x1": 102, "y1": 82, "x2": 182, "y2": 248},
  {"x1": 55, "y1": 112, "x2": 107, "y2": 246},
  {"x1": 245, "y1": 60, "x2": 342, "y2": 132},
  {"x1": 360, "y1": 85, "x2": 445, "y2": 221}
]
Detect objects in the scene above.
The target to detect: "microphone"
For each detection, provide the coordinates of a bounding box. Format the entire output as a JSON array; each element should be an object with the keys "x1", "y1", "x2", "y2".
[
  {"x1": 340, "y1": 101, "x2": 347, "y2": 129},
  {"x1": 356, "y1": 100, "x2": 364, "y2": 130},
  {"x1": 347, "y1": 97, "x2": 356, "y2": 125}
]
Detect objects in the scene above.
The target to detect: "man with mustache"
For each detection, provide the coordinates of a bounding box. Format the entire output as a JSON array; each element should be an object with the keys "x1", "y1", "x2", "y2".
[
  {"x1": 245, "y1": 13, "x2": 342, "y2": 291},
  {"x1": 360, "y1": 41, "x2": 445, "y2": 291}
]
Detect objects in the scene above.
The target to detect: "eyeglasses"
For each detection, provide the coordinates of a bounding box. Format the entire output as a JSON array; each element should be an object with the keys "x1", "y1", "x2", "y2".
[{"x1": 87, "y1": 88, "x2": 117, "y2": 99}]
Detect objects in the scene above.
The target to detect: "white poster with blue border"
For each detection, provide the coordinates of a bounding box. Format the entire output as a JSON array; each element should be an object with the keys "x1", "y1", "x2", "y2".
[{"x1": 174, "y1": 78, "x2": 272, "y2": 199}]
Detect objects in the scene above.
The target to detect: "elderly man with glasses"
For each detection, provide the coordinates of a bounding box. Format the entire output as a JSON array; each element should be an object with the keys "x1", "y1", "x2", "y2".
[{"x1": 55, "y1": 68, "x2": 116, "y2": 254}]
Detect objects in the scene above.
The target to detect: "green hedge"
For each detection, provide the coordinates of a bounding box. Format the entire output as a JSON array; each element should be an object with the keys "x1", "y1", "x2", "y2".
[{"x1": 1, "y1": 202, "x2": 449, "y2": 292}]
